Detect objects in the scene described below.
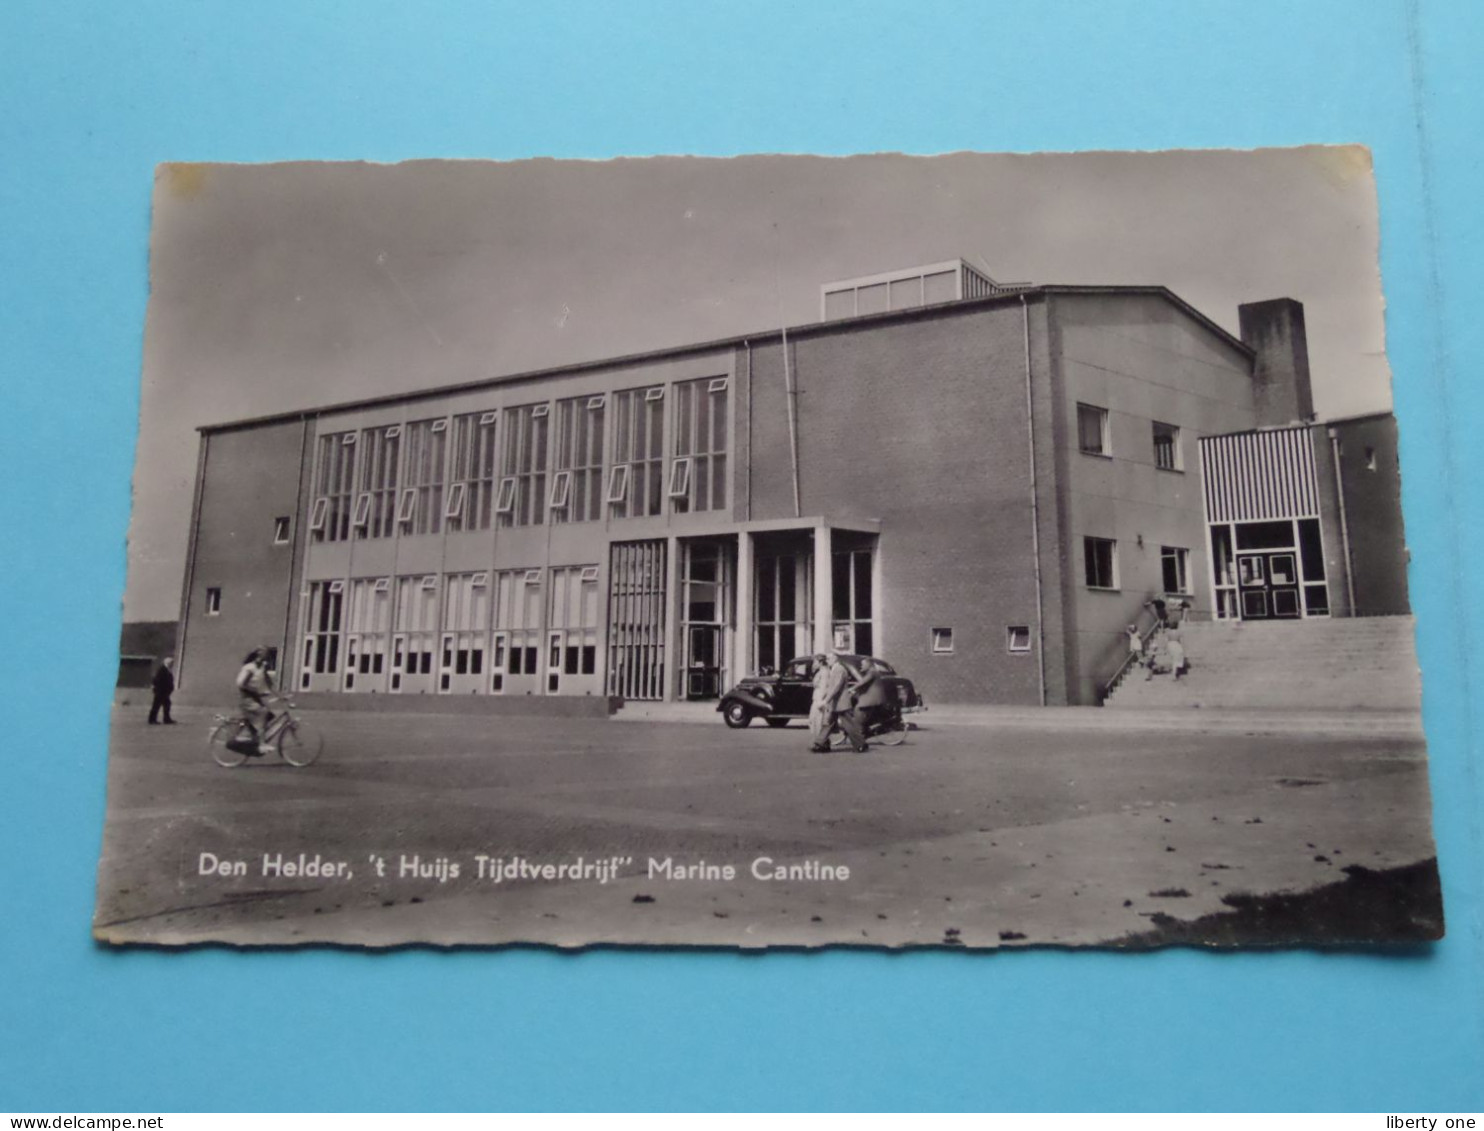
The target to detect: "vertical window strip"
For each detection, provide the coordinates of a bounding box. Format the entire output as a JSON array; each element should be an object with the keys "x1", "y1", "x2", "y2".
[
  {"x1": 451, "y1": 412, "x2": 498, "y2": 530},
  {"x1": 313, "y1": 432, "x2": 357, "y2": 543},
  {"x1": 553, "y1": 397, "x2": 606, "y2": 522},
  {"x1": 500, "y1": 404, "x2": 549, "y2": 527},
  {"x1": 404, "y1": 419, "x2": 447, "y2": 535},
  {"x1": 672, "y1": 377, "x2": 729, "y2": 513}
]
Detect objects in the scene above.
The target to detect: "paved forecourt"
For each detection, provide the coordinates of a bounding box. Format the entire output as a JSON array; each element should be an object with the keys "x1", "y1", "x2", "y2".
[{"x1": 93, "y1": 703, "x2": 1437, "y2": 948}]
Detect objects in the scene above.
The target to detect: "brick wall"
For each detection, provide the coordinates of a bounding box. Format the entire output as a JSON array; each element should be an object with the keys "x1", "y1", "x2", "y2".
[
  {"x1": 178, "y1": 420, "x2": 308, "y2": 699},
  {"x1": 745, "y1": 304, "x2": 1045, "y2": 705},
  {"x1": 1331, "y1": 414, "x2": 1411, "y2": 615}
]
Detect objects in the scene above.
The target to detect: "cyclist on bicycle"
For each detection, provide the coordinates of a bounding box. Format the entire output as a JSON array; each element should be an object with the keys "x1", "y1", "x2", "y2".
[{"x1": 236, "y1": 647, "x2": 276, "y2": 754}]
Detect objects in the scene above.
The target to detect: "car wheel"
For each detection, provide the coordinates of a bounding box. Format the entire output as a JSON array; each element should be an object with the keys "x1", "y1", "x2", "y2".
[
  {"x1": 722, "y1": 701, "x2": 753, "y2": 728},
  {"x1": 764, "y1": 718, "x2": 791, "y2": 728}
]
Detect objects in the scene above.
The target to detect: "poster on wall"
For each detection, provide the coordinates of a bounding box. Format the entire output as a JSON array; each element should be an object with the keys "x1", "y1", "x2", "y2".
[{"x1": 96, "y1": 149, "x2": 1441, "y2": 949}]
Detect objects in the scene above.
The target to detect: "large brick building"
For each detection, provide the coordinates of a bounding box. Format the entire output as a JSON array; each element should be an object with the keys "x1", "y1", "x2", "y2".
[{"x1": 173, "y1": 260, "x2": 1398, "y2": 708}]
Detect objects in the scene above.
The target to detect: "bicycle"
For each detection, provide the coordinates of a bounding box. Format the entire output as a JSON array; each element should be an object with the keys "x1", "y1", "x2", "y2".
[
  {"x1": 829, "y1": 701, "x2": 913, "y2": 749},
  {"x1": 207, "y1": 697, "x2": 322, "y2": 767}
]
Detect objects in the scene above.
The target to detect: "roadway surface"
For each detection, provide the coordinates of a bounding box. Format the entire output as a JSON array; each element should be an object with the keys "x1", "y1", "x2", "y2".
[{"x1": 92, "y1": 705, "x2": 1439, "y2": 949}]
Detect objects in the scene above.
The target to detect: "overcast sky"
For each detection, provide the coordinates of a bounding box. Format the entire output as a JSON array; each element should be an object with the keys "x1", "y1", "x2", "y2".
[{"x1": 126, "y1": 148, "x2": 1390, "y2": 622}]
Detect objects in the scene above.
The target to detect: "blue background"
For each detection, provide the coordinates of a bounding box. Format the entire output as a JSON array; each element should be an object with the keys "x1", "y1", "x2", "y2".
[{"x1": 2, "y1": 0, "x2": 1481, "y2": 1112}]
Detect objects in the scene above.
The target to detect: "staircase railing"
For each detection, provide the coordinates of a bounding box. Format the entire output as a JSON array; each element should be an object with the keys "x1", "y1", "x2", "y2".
[{"x1": 1100, "y1": 609, "x2": 1164, "y2": 704}]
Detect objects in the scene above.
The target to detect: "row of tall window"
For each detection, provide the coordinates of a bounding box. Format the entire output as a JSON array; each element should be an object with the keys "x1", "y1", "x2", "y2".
[
  {"x1": 309, "y1": 378, "x2": 730, "y2": 543},
  {"x1": 300, "y1": 566, "x2": 602, "y2": 695},
  {"x1": 1077, "y1": 403, "x2": 1184, "y2": 471}
]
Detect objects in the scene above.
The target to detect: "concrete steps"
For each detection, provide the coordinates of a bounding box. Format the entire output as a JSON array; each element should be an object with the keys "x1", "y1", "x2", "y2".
[{"x1": 1105, "y1": 615, "x2": 1421, "y2": 712}]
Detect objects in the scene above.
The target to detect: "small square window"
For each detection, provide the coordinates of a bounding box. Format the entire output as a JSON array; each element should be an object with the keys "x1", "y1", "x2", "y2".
[
  {"x1": 1152, "y1": 421, "x2": 1181, "y2": 471},
  {"x1": 1007, "y1": 626, "x2": 1031, "y2": 653},
  {"x1": 523, "y1": 569, "x2": 542, "y2": 586},
  {"x1": 931, "y1": 627, "x2": 954, "y2": 654},
  {"x1": 205, "y1": 587, "x2": 222, "y2": 616},
  {"x1": 1078, "y1": 404, "x2": 1109, "y2": 456},
  {"x1": 579, "y1": 565, "x2": 600, "y2": 583},
  {"x1": 273, "y1": 516, "x2": 291, "y2": 544},
  {"x1": 1084, "y1": 537, "x2": 1118, "y2": 590}
]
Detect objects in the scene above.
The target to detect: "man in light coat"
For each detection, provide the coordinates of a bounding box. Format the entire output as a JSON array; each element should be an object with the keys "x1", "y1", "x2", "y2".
[{"x1": 809, "y1": 652, "x2": 867, "y2": 753}]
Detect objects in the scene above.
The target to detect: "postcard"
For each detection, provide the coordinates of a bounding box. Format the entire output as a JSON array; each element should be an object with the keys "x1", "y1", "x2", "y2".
[{"x1": 96, "y1": 149, "x2": 1439, "y2": 947}]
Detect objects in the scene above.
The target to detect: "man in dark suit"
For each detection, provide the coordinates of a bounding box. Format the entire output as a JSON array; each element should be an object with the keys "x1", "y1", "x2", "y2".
[{"x1": 148, "y1": 656, "x2": 176, "y2": 724}]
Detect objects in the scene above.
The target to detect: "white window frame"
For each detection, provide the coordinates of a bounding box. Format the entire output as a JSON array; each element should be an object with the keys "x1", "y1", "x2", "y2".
[
  {"x1": 531, "y1": 404, "x2": 550, "y2": 419},
  {"x1": 931, "y1": 627, "x2": 954, "y2": 654},
  {"x1": 495, "y1": 476, "x2": 518, "y2": 514},
  {"x1": 328, "y1": 579, "x2": 345, "y2": 595},
  {"x1": 385, "y1": 425, "x2": 402, "y2": 439},
  {"x1": 420, "y1": 575, "x2": 438, "y2": 591},
  {"x1": 479, "y1": 410, "x2": 497, "y2": 426},
  {"x1": 707, "y1": 377, "x2": 729, "y2": 393},
  {"x1": 666, "y1": 457, "x2": 692, "y2": 499},
  {"x1": 549, "y1": 469, "x2": 572, "y2": 510},
  {"x1": 374, "y1": 577, "x2": 391, "y2": 593},
  {"x1": 471, "y1": 572, "x2": 488, "y2": 588},
  {"x1": 1152, "y1": 420, "x2": 1182, "y2": 471},
  {"x1": 206, "y1": 587, "x2": 222, "y2": 616},
  {"x1": 444, "y1": 481, "x2": 467, "y2": 522},
  {"x1": 1161, "y1": 546, "x2": 1191, "y2": 595},
  {"x1": 587, "y1": 395, "x2": 606, "y2": 410},
  {"x1": 523, "y1": 569, "x2": 542, "y2": 586},
  {"x1": 1006, "y1": 626, "x2": 1032, "y2": 654},
  {"x1": 1077, "y1": 403, "x2": 1110, "y2": 457},
  {"x1": 1083, "y1": 536, "x2": 1119, "y2": 591},
  {"x1": 352, "y1": 493, "x2": 372, "y2": 529},
  {"x1": 273, "y1": 516, "x2": 291, "y2": 544},
  {"x1": 397, "y1": 488, "x2": 417, "y2": 525},
  {"x1": 431, "y1": 419, "x2": 448, "y2": 433},
  {"x1": 308, "y1": 498, "x2": 328, "y2": 532},
  {"x1": 644, "y1": 386, "x2": 665, "y2": 402},
  {"x1": 579, "y1": 565, "x2": 600, "y2": 583},
  {"x1": 341, "y1": 433, "x2": 357, "y2": 446},
  {"x1": 605, "y1": 463, "x2": 630, "y2": 504}
]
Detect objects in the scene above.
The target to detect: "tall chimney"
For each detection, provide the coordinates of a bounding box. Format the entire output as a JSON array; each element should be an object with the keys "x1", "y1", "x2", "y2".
[{"x1": 1238, "y1": 298, "x2": 1315, "y2": 427}]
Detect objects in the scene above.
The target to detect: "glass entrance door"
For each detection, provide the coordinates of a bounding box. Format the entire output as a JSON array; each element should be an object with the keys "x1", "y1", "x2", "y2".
[
  {"x1": 680, "y1": 539, "x2": 732, "y2": 700},
  {"x1": 685, "y1": 624, "x2": 723, "y2": 699},
  {"x1": 1237, "y1": 552, "x2": 1302, "y2": 619}
]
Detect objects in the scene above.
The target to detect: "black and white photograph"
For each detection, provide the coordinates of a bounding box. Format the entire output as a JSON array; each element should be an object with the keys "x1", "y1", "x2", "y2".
[{"x1": 95, "y1": 148, "x2": 1440, "y2": 948}]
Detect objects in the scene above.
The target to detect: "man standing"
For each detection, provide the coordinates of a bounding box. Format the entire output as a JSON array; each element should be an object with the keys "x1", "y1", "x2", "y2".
[
  {"x1": 809, "y1": 652, "x2": 867, "y2": 753},
  {"x1": 148, "y1": 656, "x2": 176, "y2": 725}
]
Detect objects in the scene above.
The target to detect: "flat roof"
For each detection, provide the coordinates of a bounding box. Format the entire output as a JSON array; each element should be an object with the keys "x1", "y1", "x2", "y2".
[{"x1": 199, "y1": 284, "x2": 1255, "y2": 434}]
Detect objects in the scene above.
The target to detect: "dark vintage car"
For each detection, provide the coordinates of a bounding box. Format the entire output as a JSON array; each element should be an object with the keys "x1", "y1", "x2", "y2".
[{"x1": 716, "y1": 654, "x2": 925, "y2": 729}]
